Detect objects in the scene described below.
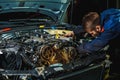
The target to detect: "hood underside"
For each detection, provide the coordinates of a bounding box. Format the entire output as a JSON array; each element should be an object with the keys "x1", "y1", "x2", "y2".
[{"x1": 0, "y1": 0, "x2": 71, "y2": 22}]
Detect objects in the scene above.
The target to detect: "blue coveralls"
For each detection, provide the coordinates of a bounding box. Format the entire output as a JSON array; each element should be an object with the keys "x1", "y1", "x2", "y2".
[
  {"x1": 74, "y1": 8, "x2": 120, "y2": 53},
  {"x1": 73, "y1": 8, "x2": 120, "y2": 74}
]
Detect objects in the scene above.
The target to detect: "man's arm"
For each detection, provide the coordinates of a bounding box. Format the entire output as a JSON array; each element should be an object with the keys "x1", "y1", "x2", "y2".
[
  {"x1": 64, "y1": 25, "x2": 85, "y2": 39},
  {"x1": 73, "y1": 25, "x2": 85, "y2": 35},
  {"x1": 77, "y1": 30, "x2": 119, "y2": 54},
  {"x1": 72, "y1": 25, "x2": 86, "y2": 40}
]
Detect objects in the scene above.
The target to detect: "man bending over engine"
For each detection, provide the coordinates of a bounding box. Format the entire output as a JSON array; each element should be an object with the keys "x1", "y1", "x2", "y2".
[{"x1": 65, "y1": 8, "x2": 120, "y2": 78}]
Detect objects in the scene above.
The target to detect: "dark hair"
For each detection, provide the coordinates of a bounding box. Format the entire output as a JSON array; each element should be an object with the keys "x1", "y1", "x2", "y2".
[{"x1": 82, "y1": 12, "x2": 100, "y2": 30}]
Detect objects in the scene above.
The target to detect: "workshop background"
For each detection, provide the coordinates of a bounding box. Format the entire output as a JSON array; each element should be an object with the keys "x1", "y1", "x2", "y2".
[{"x1": 67, "y1": 0, "x2": 120, "y2": 25}]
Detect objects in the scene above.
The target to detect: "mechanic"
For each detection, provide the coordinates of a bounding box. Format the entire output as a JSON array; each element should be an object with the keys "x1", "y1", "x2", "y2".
[{"x1": 65, "y1": 8, "x2": 120, "y2": 78}]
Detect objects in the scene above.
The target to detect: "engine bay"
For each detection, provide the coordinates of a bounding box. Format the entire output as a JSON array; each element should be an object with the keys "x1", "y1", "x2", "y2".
[
  {"x1": 0, "y1": 27, "x2": 106, "y2": 80},
  {"x1": 0, "y1": 28, "x2": 76, "y2": 79}
]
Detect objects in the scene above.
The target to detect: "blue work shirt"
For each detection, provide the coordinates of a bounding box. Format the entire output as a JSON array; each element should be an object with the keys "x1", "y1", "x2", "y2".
[{"x1": 74, "y1": 8, "x2": 120, "y2": 54}]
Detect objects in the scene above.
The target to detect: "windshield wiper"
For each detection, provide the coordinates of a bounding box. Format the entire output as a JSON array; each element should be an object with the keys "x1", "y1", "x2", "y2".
[
  {"x1": 0, "y1": 19, "x2": 53, "y2": 24},
  {"x1": 9, "y1": 19, "x2": 50, "y2": 22},
  {"x1": 0, "y1": 19, "x2": 53, "y2": 27}
]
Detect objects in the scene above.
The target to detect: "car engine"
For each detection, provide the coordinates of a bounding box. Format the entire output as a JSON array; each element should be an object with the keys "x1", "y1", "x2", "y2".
[
  {"x1": 0, "y1": 28, "x2": 83, "y2": 80},
  {"x1": 0, "y1": 24, "x2": 107, "y2": 80}
]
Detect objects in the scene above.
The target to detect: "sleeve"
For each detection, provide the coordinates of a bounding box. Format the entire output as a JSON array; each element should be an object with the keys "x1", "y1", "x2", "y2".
[
  {"x1": 72, "y1": 25, "x2": 86, "y2": 40},
  {"x1": 73, "y1": 25, "x2": 85, "y2": 35},
  {"x1": 65, "y1": 24, "x2": 85, "y2": 35},
  {"x1": 77, "y1": 30, "x2": 119, "y2": 54}
]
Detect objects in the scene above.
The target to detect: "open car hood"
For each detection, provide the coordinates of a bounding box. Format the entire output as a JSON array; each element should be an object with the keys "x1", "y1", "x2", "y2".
[{"x1": 0, "y1": 0, "x2": 71, "y2": 22}]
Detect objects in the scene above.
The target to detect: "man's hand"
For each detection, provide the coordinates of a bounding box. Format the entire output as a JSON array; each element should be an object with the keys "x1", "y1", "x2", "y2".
[{"x1": 64, "y1": 31, "x2": 74, "y2": 37}]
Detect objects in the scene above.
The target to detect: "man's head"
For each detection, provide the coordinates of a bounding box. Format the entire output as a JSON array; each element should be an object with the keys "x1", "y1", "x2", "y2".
[{"x1": 82, "y1": 12, "x2": 101, "y2": 37}]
